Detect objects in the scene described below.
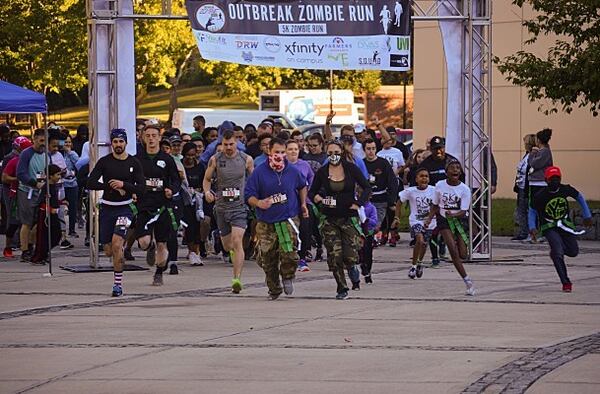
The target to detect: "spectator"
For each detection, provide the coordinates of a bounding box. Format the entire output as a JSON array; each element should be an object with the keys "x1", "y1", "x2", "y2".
[
  {"x1": 72, "y1": 124, "x2": 88, "y2": 156},
  {"x1": 527, "y1": 128, "x2": 553, "y2": 205},
  {"x1": 191, "y1": 115, "x2": 205, "y2": 139},
  {"x1": 512, "y1": 134, "x2": 536, "y2": 241},
  {"x1": 63, "y1": 135, "x2": 80, "y2": 238}
]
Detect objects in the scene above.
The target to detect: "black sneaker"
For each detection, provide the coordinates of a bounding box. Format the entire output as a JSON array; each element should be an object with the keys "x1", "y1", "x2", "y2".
[
  {"x1": 315, "y1": 248, "x2": 324, "y2": 261},
  {"x1": 60, "y1": 239, "x2": 74, "y2": 250},
  {"x1": 20, "y1": 250, "x2": 32, "y2": 263},
  {"x1": 336, "y1": 290, "x2": 349, "y2": 300},
  {"x1": 364, "y1": 275, "x2": 373, "y2": 284},
  {"x1": 145, "y1": 242, "x2": 156, "y2": 266},
  {"x1": 351, "y1": 281, "x2": 360, "y2": 291},
  {"x1": 152, "y1": 271, "x2": 163, "y2": 286},
  {"x1": 511, "y1": 235, "x2": 527, "y2": 241},
  {"x1": 169, "y1": 264, "x2": 179, "y2": 275},
  {"x1": 30, "y1": 259, "x2": 47, "y2": 266},
  {"x1": 269, "y1": 292, "x2": 281, "y2": 300},
  {"x1": 69, "y1": 231, "x2": 79, "y2": 238},
  {"x1": 124, "y1": 248, "x2": 135, "y2": 261},
  {"x1": 416, "y1": 264, "x2": 424, "y2": 278}
]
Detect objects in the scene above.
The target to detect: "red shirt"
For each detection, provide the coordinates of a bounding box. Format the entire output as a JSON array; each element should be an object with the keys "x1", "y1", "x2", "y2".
[{"x1": 3, "y1": 156, "x2": 19, "y2": 197}]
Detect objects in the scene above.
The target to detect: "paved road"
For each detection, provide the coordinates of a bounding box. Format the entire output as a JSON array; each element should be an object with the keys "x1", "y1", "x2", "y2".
[{"x1": 1, "y1": 236, "x2": 599, "y2": 393}]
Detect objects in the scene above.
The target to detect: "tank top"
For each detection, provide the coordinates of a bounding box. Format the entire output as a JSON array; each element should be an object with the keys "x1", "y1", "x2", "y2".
[{"x1": 214, "y1": 151, "x2": 248, "y2": 210}]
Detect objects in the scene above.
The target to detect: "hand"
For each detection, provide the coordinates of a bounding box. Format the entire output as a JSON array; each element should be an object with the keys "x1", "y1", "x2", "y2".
[
  {"x1": 301, "y1": 204, "x2": 309, "y2": 218},
  {"x1": 583, "y1": 217, "x2": 593, "y2": 228},
  {"x1": 370, "y1": 114, "x2": 380, "y2": 126},
  {"x1": 108, "y1": 179, "x2": 124, "y2": 190},
  {"x1": 350, "y1": 204, "x2": 359, "y2": 210},
  {"x1": 529, "y1": 228, "x2": 538, "y2": 242},
  {"x1": 314, "y1": 195, "x2": 323, "y2": 204},
  {"x1": 325, "y1": 111, "x2": 336, "y2": 124},
  {"x1": 164, "y1": 188, "x2": 173, "y2": 199},
  {"x1": 116, "y1": 189, "x2": 126, "y2": 196},
  {"x1": 257, "y1": 198, "x2": 273, "y2": 210},
  {"x1": 205, "y1": 190, "x2": 215, "y2": 203}
]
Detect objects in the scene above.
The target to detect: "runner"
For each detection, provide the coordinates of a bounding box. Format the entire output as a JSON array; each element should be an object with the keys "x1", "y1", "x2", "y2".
[
  {"x1": 135, "y1": 125, "x2": 181, "y2": 286},
  {"x1": 528, "y1": 166, "x2": 593, "y2": 292},
  {"x1": 424, "y1": 160, "x2": 476, "y2": 296},
  {"x1": 303, "y1": 132, "x2": 327, "y2": 261},
  {"x1": 181, "y1": 142, "x2": 207, "y2": 266},
  {"x1": 245, "y1": 137, "x2": 309, "y2": 299},
  {"x1": 309, "y1": 140, "x2": 372, "y2": 299},
  {"x1": 396, "y1": 168, "x2": 436, "y2": 280},
  {"x1": 86, "y1": 129, "x2": 144, "y2": 296},
  {"x1": 203, "y1": 129, "x2": 253, "y2": 293}
]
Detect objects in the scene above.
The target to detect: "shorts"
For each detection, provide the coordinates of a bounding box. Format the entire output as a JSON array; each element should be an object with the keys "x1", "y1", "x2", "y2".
[
  {"x1": 99, "y1": 204, "x2": 134, "y2": 245},
  {"x1": 410, "y1": 224, "x2": 433, "y2": 242},
  {"x1": 436, "y1": 214, "x2": 468, "y2": 233},
  {"x1": 215, "y1": 207, "x2": 247, "y2": 237},
  {"x1": 135, "y1": 208, "x2": 175, "y2": 243},
  {"x1": 17, "y1": 188, "x2": 41, "y2": 227}
]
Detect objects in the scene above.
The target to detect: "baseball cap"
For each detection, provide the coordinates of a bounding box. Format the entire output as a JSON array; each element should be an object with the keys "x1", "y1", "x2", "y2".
[
  {"x1": 169, "y1": 135, "x2": 182, "y2": 144},
  {"x1": 430, "y1": 136, "x2": 445, "y2": 149},
  {"x1": 354, "y1": 123, "x2": 366, "y2": 134},
  {"x1": 14, "y1": 136, "x2": 32, "y2": 151},
  {"x1": 544, "y1": 166, "x2": 562, "y2": 180}
]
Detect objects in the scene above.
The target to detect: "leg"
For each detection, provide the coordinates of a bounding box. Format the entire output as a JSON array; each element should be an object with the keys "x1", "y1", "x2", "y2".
[
  {"x1": 340, "y1": 220, "x2": 361, "y2": 288},
  {"x1": 229, "y1": 226, "x2": 246, "y2": 279},
  {"x1": 322, "y1": 219, "x2": 347, "y2": 293},
  {"x1": 65, "y1": 187, "x2": 78, "y2": 234},
  {"x1": 155, "y1": 242, "x2": 168, "y2": 268},
  {"x1": 545, "y1": 229, "x2": 571, "y2": 285},
  {"x1": 414, "y1": 233, "x2": 426, "y2": 263},
  {"x1": 255, "y1": 221, "x2": 283, "y2": 297},
  {"x1": 440, "y1": 229, "x2": 467, "y2": 278},
  {"x1": 111, "y1": 234, "x2": 125, "y2": 272}
]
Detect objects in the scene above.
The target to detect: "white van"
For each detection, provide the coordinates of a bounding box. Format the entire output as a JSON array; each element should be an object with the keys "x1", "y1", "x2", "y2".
[{"x1": 172, "y1": 108, "x2": 297, "y2": 133}]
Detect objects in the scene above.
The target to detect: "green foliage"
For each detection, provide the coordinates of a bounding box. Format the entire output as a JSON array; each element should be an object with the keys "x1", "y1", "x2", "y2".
[
  {"x1": 495, "y1": 0, "x2": 600, "y2": 116},
  {"x1": 0, "y1": 0, "x2": 87, "y2": 94}
]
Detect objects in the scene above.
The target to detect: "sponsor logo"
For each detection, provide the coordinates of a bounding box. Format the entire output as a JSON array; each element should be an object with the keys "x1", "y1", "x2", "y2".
[
  {"x1": 357, "y1": 39, "x2": 380, "y2": 49},
  {"x1": 242, "y1": 51, "x2": 254, "y2": 62},
  {"x1": 198, "y1": 32, "x2": 226, "y2": 45},
  {"x1": 287, "y1": 57, "x2": 324, "y2": 65},
  {"x1": 396, "y1": 36, "x2": 410, "y2": 51},
  {"x1": 263, "y1": 37, "x2": 281, "y2": 53},
  {"x1": 326, "y1": 36, "x2": 352, "y2": 53},
  {"x1": 195, "y1": 4, "x2": 226, "y2": 33},
  {"x1": 285, "y1": 42, "x2": 325, "y2": 56},
  {"x1": 235, "y1": 39, "x2": 259, "y2": 49},
  {"x1": 327, "y1": 53, "x2": 349, "y2": 67},
  {"x1": 390, "y1": 53, "x2": 410, "y2": 68},
  {"x1": 358, "y1": 51, "x2": 381, "y2": 65}
]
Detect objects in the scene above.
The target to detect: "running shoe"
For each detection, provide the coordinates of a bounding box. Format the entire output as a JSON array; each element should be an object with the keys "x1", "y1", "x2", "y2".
[
  {"x1": 152, "y1": 271, "x2": 163, "y2": 286},
  {"x1": 431, "y1": 258, "x2": 440, "y2": 268},
  {"x1": 562, "y1": 283, "x2": 572, "y2": 293},
  {"x1": 20, "y1": 250, "x2": 32, "y2": 263},
  {"x1": 3, "y1": 247, "x2": 14, "y2": 258},
  {"x1": 315, "y1": 247, "x2": 324, "y2": 261},
  {"x1": 269, "y1": 292, "x2": 280, "y2": 300},
  {"x1": 112, "y1": 284, "x2": 123, "y2": 297},
  {"x1": 336, "y1": 290, "x2": 349, "y2": 300},
  {"x1": 408, "y1": 266, "x2": 417, "y2": 279},
  {"x1": 145, "y1": 242, "x2": 156, "y2": 266},
  {"x1": 169, "y1": 263, "x2": 179, "y2": 275},
  {"x1": 69, "y1": 231, "x2": 79, "y2": 238},
  {"x1": 305, "y1": 251, "x2": 313, "y2": 262},
  {"x1": 388, "y1": 232, "x2": 398, "y2": 247},
  {"x1": 416, "y1": 264, "x2": 424, "y2": 278},
  {"x1": 59, "y1": 239, "x2": 74, "y2": 250},
  {"x1": 510, "y1": 235, "x2": 527, "y2": 241},
  {"x1": 232, "y1": 278, "x2": 243, "y2": 294},
  {"x1": 297, "y1": 259, "x2": 310, "y2": 272},
  {"x1": 283, "y1": 278, "x2": 294, "y2": 295},
  {"x1": 351, "y1": 281, "x2": 360, "y2": 291},
  {"x1": 364, "y1": 275, "x2": 373, "y2": 284},
  {"x1": 465, "y1": 279, "x2": 476, "y2": 296},
  {"x1": 189, "y1": 252, "x2": 204, "y2": 266},
  {"x1": 124, "y1": 248, "x2": 135, "y2": 261},
  {"x1": 30, "y1": 259, "x2": 47, "y2": 266}
]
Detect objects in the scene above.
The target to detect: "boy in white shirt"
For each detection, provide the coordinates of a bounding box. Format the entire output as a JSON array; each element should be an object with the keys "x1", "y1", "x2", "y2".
[
  {"x1": 425, "y1": 160, "x2": 476, "y2": 296},
  {"x1": 396, "y1": 167, "x2": 436, "y2": 279}
]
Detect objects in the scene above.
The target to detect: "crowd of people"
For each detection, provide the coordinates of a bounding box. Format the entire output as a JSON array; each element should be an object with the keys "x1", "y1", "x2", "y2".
[{"x1": 0, "y1": 117, "x2": 593, "y2": 298}]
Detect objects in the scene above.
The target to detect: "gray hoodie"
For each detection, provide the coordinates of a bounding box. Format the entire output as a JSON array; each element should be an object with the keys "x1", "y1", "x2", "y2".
[{"x1": 527, "y1": 146, "x2": 553, "y2": 185}]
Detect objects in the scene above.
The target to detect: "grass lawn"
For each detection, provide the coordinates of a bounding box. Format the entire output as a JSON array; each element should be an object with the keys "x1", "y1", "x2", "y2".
[{"x1": 49, "y1": 86, "x2": 254, "y2": 129}]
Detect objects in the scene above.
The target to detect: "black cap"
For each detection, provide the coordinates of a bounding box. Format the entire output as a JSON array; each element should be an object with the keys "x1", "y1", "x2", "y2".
[{"x1": 430, "y1": 136, "x2": 445, "y2": 149}]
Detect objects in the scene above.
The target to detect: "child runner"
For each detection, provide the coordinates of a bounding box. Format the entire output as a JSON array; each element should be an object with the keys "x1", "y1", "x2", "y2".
[
  {"x1": 396, "y1": 167, "x2": 436, "y2": 279},
  {"x1": 359, "y1": 200, "x2": 378, "y2": 284},
  {"x1": 425, "y1": 160, "x2": 475, "y2": 295},
  {"x1": 528, "y1": 166, "x2": 593, "y2": 292}
]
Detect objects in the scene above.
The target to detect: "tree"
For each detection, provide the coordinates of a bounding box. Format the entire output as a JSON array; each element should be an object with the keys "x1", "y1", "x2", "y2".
[
  {"x1": 0, "y1": 0, "x2": 87, "y2": 94},
  {"x1": 495, "y1": 0, "x2": 600, "y2": 116}
]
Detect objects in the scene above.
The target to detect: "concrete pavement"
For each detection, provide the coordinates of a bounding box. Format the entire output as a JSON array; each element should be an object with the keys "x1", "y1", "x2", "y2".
[{"x1": 1, "y1": 235, "x2": 599, "y2": 393}]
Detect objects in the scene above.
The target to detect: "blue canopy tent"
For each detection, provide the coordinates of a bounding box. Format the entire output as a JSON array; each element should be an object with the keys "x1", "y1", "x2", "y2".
[{"x1": 0, "y1": 80, "x2": 52, "y2": 275}]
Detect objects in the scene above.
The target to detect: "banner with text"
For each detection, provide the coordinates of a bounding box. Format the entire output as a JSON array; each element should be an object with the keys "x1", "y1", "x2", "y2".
[{"x1": 185, "y1": 0, "x2": 411, "y2": 71}]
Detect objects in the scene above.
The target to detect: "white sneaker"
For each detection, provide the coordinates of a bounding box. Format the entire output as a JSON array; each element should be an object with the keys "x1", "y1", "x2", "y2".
[
  {"x1": 465, "y1": 280, "x2": 476, "y2": 296},
  {"x1": 189, "y1": 252, "x2": 204, "y2": 266}
]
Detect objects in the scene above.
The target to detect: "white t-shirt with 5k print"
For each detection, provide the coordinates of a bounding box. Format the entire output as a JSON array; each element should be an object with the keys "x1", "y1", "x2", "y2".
[{"x1": 433, "y1": 180, "x2": 472, "y2": 218}]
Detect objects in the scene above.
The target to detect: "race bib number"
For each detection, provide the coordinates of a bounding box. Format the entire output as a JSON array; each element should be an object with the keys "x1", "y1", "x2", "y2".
[
  {"x1": 322, "y1": 196, "x2": 337, "y2": 207},
  {"x1": 145, "y1": 178, "x2": 163, "y2": 190},
  {"x1": 116, "y1": 216, "x2": 131, "y2": 228},
  {"x1": 269, "y1": 193, "x2": 288, "y2": 204},
  {"x1": 222, "y1": 187, "x2": 241, "y2": 202}
]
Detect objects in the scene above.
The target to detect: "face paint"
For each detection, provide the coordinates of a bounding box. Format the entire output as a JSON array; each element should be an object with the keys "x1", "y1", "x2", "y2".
[
  {"x1": 328, "y1": 154, "x2": 342, "y2": 166},
  {"x1": 269, "y1": 153, "x2": 286, "y2": 172}
]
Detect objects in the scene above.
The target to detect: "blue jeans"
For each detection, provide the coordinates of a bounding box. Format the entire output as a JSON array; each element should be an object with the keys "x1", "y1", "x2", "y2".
[{"x1": 64, "y1": 186, "x2": 79, "y2": 234}]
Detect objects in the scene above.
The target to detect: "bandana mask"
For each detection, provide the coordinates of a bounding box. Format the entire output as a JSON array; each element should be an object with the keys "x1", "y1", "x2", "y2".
[
  {"x1": 269, "y1": 153, "x2": 286, "y2": 172},
  {"x1": 328, "y1": 154, "x2": 342, "y2": 166}
]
